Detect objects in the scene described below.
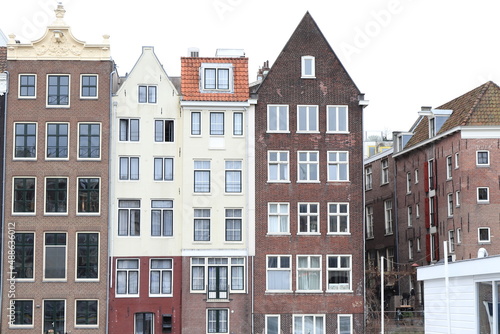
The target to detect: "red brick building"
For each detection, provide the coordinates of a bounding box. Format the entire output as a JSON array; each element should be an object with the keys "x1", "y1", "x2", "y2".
[
  {"x1": 253, "y1": 12, "x2": 367, "y2": 333},
  {"x1": 2, "y1": 5, "x2": 113, "y2": 333}
]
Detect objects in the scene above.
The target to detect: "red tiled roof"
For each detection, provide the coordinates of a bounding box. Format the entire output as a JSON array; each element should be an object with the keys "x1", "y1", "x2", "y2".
[
  {"x1": 181, "y1": 57, "x2": 249, "y2": 102},
  {"x1": 405, "y1": 81, "x2": 500, "y2": 148}
]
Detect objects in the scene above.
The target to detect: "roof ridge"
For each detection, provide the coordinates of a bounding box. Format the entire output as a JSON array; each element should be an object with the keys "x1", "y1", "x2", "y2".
[{"x1": 461, "y1": 81, "x2": 492, "y2": 126}]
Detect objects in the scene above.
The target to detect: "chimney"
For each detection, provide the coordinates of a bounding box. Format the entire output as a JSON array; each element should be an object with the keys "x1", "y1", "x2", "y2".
[
  {"x1": 188, "y1": 47, "x2": 199, "y2": 57},
  {"x1": 257, "y1": 60, "x2": 270, "y2": 81}
]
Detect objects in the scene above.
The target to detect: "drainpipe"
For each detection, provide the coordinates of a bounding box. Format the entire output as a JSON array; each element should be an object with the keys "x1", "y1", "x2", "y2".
[
  {"x1": 106, "y1": 66, "x2": 116, "y2": 334},
  {"x1": 0, "y1": 70, "x2": 9, "y2": 323},
  {"x1": 393, "y1": 155, "x2": 400, "y2": 298}
]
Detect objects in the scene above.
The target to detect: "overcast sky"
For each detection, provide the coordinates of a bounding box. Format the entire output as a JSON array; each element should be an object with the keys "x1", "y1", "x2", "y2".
[{"x1": 2, "y1": 0, "x2": 500, "y2": 134}]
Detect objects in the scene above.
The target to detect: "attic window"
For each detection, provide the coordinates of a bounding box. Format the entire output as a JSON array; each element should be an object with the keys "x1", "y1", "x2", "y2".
[
  {"x1": 200, "y1": 63, "x2": 233, "y2": 93},
  {"x1": 301, "y1": 56, "x2": 315, "y2": 78}
]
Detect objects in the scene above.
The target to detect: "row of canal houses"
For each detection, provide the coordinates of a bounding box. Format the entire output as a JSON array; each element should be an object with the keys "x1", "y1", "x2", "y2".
[{"x1": 0, "y1": 4, "x2": 366, "y2": 334}]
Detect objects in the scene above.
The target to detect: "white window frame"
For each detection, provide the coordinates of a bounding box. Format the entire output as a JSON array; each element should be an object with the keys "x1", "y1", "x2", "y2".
[
  {"x1": 42, "y1": 300, "x2": 66, "y2": 334},
  {"x1": 268, "y1": 151, "x2": 289, "y2": 182},
  {"x1": 119, "y1": 118, "x2": 139, "y2": 142},
  {"x1": 46, "y1": 74, "x2": 70, "y2": 107},
  {"x1": 327, "y1": 105, "x2": 348, "y2": 133},
  {"x1": 298, "y1": 151, "x2": 319, "y2": 182},
  {"x1": 43, "y1": 232, "x2": 67, "y2": 281},
  {"x1": 194, "y1": 208, "x2": 210, "y2": 242},
  {"x1": 77, "y1": 122, "x2": 101, "y2": 160},
  {"x1": 408, "y1": 239, "x2": 414, "y2": 260},
  {"x1": 207, "y1": 308, "x2": 229, "y2": 333},
  {"x1": 18, "y1": 74, "x2": 37, "y2": 99},
  {"x1": 116, "y1": 258, "x2": 139, "y2": 297},
  {"x1": 267, "y1": 105, "x2": 289, "y2": 133},
  {"x1": 416, "y1": 203, "x2": 420, "y2": 218},
  {"x1": 448, "y1": 230, "x2": 455, "y2": 253},
  {"x1": 12, "y1": 177, "x2": 37, "y2": 215},
  {"x1": 298, "y1": 203, "x2": 319, "y2": 234},
  {"x1": 75, "y1": 232, "x2": 100, "y2": 281},
  {"x1": 327, "y1": 151, "x2": 349, "y2": 182},
  {"x1": 414, "y1": 169, "x2": 419, "y2": 184},
  {"x1": 225, "y1": 208, "x2": 242, "y2": 242},
  {"x1": 190, "y1": 257, "x2": 246, "y2": 294},
  {"x1": 265, "y1": 315, "x2": 280, "y2": 334},
  {"x1": 328, "y1": 203, "x2": 349, "y2": 235},
  {"x1": 416, "y1": 237, "x2": 421, "y2": 252},
  {"x1": 301, "y1": 56, "x2": 316, "y2": 78},
  {"x1": 476, "y1": 150, "x2": 490, "y2": 166},
  {"x1": 446, "y1": 155, "x2": 452, "y2": 179},
  {"x1": 384, "y1": 200, "x2": 393, "y2": 235},
  {"x1": 365, "y1": 166, "x2": 372, "y2": 190},
  {"x1": 268, "y1": 203, "x2": 290, "y2": 235},
  {"x1": 210, "y1": 112, "x2": 225, "y2": 136},
  {"x1": 477, "y1": 187, "x2": 489, "y2": 203},
  {"x1": 119, "y1": 157, "x2": 140, "y2": 181},
  {"x1": 297, "y1": 105, "x2": 318, "y2": 133},
  {"x1": 154, "y1": 119, "x2": 174, "y2": 142},
  {"x1": 138, "y1": 85, "x2": 157, "y2": 103},
  {"x1": 151, "y1": 200, "x2": 173, "y2": 237},
  {"x1": 117, "y1": 200, "x2": 141, "y2": 236},
  {"x1": 447, "y1": 193, "x2": 453, "y2": 216},
  {"x1": 338, "y1": 314, "x2": 353, "y2": 334},
  {"x1": 296, "y1": 255, "x2": 322, "y2": 292},
  {"x1": 455, "y1": 152, "x2": 459, "y2": 169},
  {"x1": 293, "y1": 314, "x2": 325, "y2": 334},
  {"x1": 74, "y1": 299, "x2": 99, "y2": 328},
  {"x1": 225, "y1": 161, "x2": 242, "y2": 193},
  {"x1": 80, "y1": 74, "x2": 98, "y2": 99},
  {"x1": 478, "y1": 227, "x2": 491, "y2": 243},
  {"x1": 154, "y1": 157, "x2": 174, "y2": 181},
  {"x1": 194, "y1": 161, "x2": 211, "y2": 193},
  {"x1": 233, "y1": 112, "x2": 243, "y2": 136},
  {"x1": 407, "y1": 206, "x2": 412, "y2": 227},
  {"x1": 13, "y1": 122, "x2": 37, "y2": 160},
  {"x1": 9, "y1": 299, "x2": 34, "y2": 328},
  {"x1": 456, "y1": 228, "x2": 462, "y2": 244},
  {"x1": 191, "y1": 112, "x2": 201, "y2": 136},
  {"x1": 46, "y1": 122, "x2": 69, "y2": 160},
  {"x1": 327, "y1": 255, "x2": 352, "y2": 292},
  {"x1": 201, "y1": 63, "x2": 234, "y2": 92},
  {"x1": 266, "y1": 255, "x2": 291, "y2": 292},
  {"x1": 44, "y1": 177, "x2": 68, "y2": 215},
  {"x1": 366, "y1": 206, "x2": 374, "y2": 239},
  {"x1": 381, "y1": 159, "x2": 389, "y2": 184},
  {"x1": 76, "y1": 177, "x2": 100, "y2": 215},
  {"x1": 149, "y1": 258, "x2": 173, "y2": 297},
  {"x1": 406, "y1": 172, "x2": 411, "y2": 193}
]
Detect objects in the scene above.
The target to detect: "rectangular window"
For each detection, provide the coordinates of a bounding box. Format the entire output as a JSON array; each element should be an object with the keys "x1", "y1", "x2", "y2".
[
  {"x1": 456, "y1": 191, "x2": 461, "y2": 207},
  {"x1": 477, "y1": 187, "x2": 489, "y2": 203},
  {"x1": 297, "y1": 105, "x2": 318, "y2": 132},
  {"x1": 11, "y1": 300, "x2": 33, "y2": 327},
  {"x1": 428, "y1": 159, "x2": 434, "y2": 190},
  {"x1": 230, "y1": 258, "x2": 244, "y2": 291},
  {"x1": 138, "y1": 85, "x2": 157, "y2": 103},
  {"x1": 45, "y1": 177, "x2": 67, "y2": 214},
  {"x1": 118, "y1": 200, "x2": 141, "y2": 236},
  {"x1": 381, "y1": 159, "x2": 389, "y2": 184},
  {"x1": 328, "y1": 203, "x2": 349, "y2": 234},
  {"x1": 301, "y1": 56, "x2": 316, "y2": 78},
  {"x1": 268, "y1": 151, "x2": 289, "y2": 182},
  {"x1": 298, "y1": 151, "x2": 319, "y2": 182},
  {"x1": 446, "y1": 155, "x2": 452, "y2": 179},
  {"x1": 47, "y1": 75, "x2": 69, "y2": 106},
  {"x1": 415, "y1": 169, "x2": 419, "y2": 184},
  {"x1": 366, "y1": 206, "x2": 374, "y2": 239},
  {"x1": 204, "y1": 68, "x2": 230, "y2": 90},
  {"x1": 456, "y1": 228, "x2": 462, "y2": 244},
  {"x1": 478, "y1": 227, "x2": 490, "y2": 243},
  {"x1": 76, "y1": 233, "x2": 99, "y2": 280},
  {"x1": 154, "y1": 158, "x2": 173, "y2": 181},
  {"x1": 327, "y1": 105, "x2": 348, "y2": 132},
  {"x1": 299, "y1": 203, "x2": 319, "y2": 234},
  {"x1": 135, "y1": 313, "x2": 153, "y2": 334},
  {"x1": 267, "y1": 255, "x2": 291, "y2": 291},
  {"x1": 191, "y1": 112, "x2": 201, "y2": 135},
  {"x1": 365, "y1": 166, "x2": 372, "y2": 190},
  {"x1": 150, "y1": 259, "x2": 173, "y2": 296},
  {"x1": 14, "y1": 233, "x2": 34, "y2": 279},
  {"x1": 338, "y1": 315, "x2": 353, "y2": 334},
  {"x1": 194, "y1": 161, "x2": 210, "y2": 193},
  {"x1": 233, "y1": 112, "x2": 243, "y2": 135},
  {"x1": 208, "y1": 261, "x2": 228, "y2": 299},
  {"x1": 268, "y1": 203, "x2": 289, "y2": 234},
  {"x1": 119, "y1": 157, "x2": 140, "y2": 180},
  {"x1": 477, "y1": 151, "x2": 489, "y2": 166},
  {"x1": 455, "y1": 152, "x2": 459, "y2": 168},
  {"x1": 225, "y1": 209, "x2": 242, "y2": 241},
  {"x1": 81, "y1": 75, "x2": 98, "y2": 98},
  {"x1": 155, "y1": 120, "x2": 174, "y2": 142},
  {"x1": 19, "y1": 74, "x2": 36, "y2": 98},
  {"x1": 13, "y1": 177, "x2": 35, "y2": 213},
  {"x1": 119, "y1": 119, "x2": 139, "y2": 142},
  {"x1": 151, "y1": 200, "x2": 173, "y2": 237},
  {"x1": 75, "y1": 300, "x2": 98, "y2": 326},
  {"x1": 78, "y1": 178, "x2": 99, "y2": 213},
  {"x1": 447, "y1": 193, "x2": 453, "y2": 216},
  {"x1": 406, "y1": 172, "x2": 411, "y2": 193},
  {"x1": 116, "y1": 259, "x2": 139, "y2": 296},
  {"x1": 328, "y1": 151, "x2": 349, "y2": 181},
  {"x1": 267, "y1": 105, "x2": 289, "y2": 132},
  {"x1": 78, "y1": 123, "x2": 101, "y2": 159},
  {"x1": 297, "y1": 255, "x2": 321, "y2": 291},
  {"x1": 46, "y1": 123, "x2": 68, "y2": 158},
  {"x1": 15, "y1": 123, "x2": 37, "y2": 158},
  {"x1": 384, "y1": 200, "x2": 393, "y2": 235},
  {"x1": 407, "y1": 206, "x2": 413, "y2": 227},
  {"x1": 293, "y1": 315, "x2": 324, "y2": 334},
  {"x1": 225, "y1": 161, "x2": 242, "y2": 192},
  {"x1": 327, "y1": 255, "x2": 351, "y2": 291},
  {"x1": 194, "y1": 209, "x2": 210, "y2": 241},
  {"x1": 44, "y1": 233, "x2": 66, "y2": 279},
  {"x1": 190, "y1": 257, "x2": 244, "y2": 293},
  {"x1": 207, "y1": 309, "x2": 228, "y2": 333},
  {"x1": 210, "y1": 112, "x2": 224, "y2": 135},
  {"x1": 191, "y1": 258, "x2": 205, "y2": 291},
  {"x1": 408, "y1": 239, "x2": 414, "y2": 260},
  {"x1": 265, "y1": 315, "x2": 280, "y2": 334},
  {"x1": 43, "y1": 300, "x2": 65, "y2": 334},
  {"x1": 448, "y1": 230, "x2": 455, "y2": 253}
]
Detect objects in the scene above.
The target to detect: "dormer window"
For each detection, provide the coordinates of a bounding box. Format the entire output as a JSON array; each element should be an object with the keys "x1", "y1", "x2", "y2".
[
  {"x1": 200, "y1": 63, "x2": 233, "y2": 92},
  {"x1": 301, "y1": 56, "x2": 315, "y2": 78}
]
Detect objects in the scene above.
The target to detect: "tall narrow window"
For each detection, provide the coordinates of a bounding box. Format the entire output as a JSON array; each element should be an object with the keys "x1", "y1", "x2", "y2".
[
  {"x1": 78, "y1": 123, "x2": 101, "y2": 159},
  {"x1": 116, "y1": 259, "x2": 139, "y2": 296},
  {"x1": 151, "y1": 200, "x2": 173, "y2": 237},
  {"x1": 233, "y1": 112, "x2": 243, "y2": 135},
  {"x1": 119, "y1": 119, "x2": 139, "y2": 141},
  {"x1": 407, "y1": 206, "x2": 413, "y2": 227},
  {"x1": 298, "y1": 203, "x2": 319, "y2": 234},
  {"x1": 155, "y1": 120, "x2": 174, "y2": 142},
  {"x1": 365, "y1": 166, "x2": 372, "y2": 190},
  {"x1": 150, "y1": 259, "x2": 173, "y2": 296},
  {"x1": 191, "y1": 112, "x2": 201, "y2": 135},
  {"x1": 297, "y1": 105, "x2": 318, "y2": 132},
  {"x1": 138, "y1": 85, "x2": 156, "y2": 103},
  {"x1": 327, "y1": 105, "x2": 348, "y2": 132},
  {"x1": 194, "y1": 209, "x2": 210, "y2": 241},
  {"x1": 14, "y1": 233, "x2": 34, "y2": 279},
  {"x1": 265, "y1": 315, "x2": 280, "y2": 334},
  {"x1": 154, "y1": 158, "x2": 173, "y2": 181},
  {"x1": 76, "y1": 233, "x2": 99, "y2": 280},
  {"x1": 118, "y1": 200, "x2": 141, "y2": 236},
  {"x1": 78, "y1": 178, "x2": 100, "y2": 213},
  {"x1": 15, "y1": 123, "x2": 37, "y2": 158},
  {"x1": 194, "y1": 161, "x2": 210, "y2": 193},
  {"x1": 381, "y1": 159, "x2": 389, "y2": 184},
  {"x1": 298, "y1": 151, "x2": 319, "y2": 182},
  {"x1": 328, "y1": 203, "x2": 349, "y2": 234},
  {"x1": 406, "y1": 172, "x2": 411, "y2": 193},
  {"x1": 19, "y1": 74, "x2": 36, "y2": 97},
  {"x1": 384, "y1": 200, "x2": 393, "y2": 234},
  {"x1": 266, "y1": 255, "x2": 291, "y2": 291},
  {"x1": 119, "y1": 157, "x2": 140, "y2": 180},
  {"x1": 447, "y1": 193, "x2": 453, "y2": 216},
  {"x1": 81, "y1": 75, "x2": 98, "y2": 98},
  {"x1": 45, "y1": 177, "x2": 67, "y2": 213},
  {"x1": 43, "y1": 300, "x2": 65, "y2": 334},
  {"x1": 13, "y1": 178, "x2": 35, "y2": 213},
  {"x1": 267, "y1": 105, "x2": 289, "y2": 132},
  {"x1": 268, "y1": 151, "x2": 289, "y2": 182},
  {"x1": 210, "y1": 112, "x2": 224, "y2": 135},
  {"x1": 135, "y1": 313, "x2": 154, "y2": 334},
  {"x1": 46, "y1": 123, "x2": 68, "y2": 158},
  {"x1": 225, "y1": 209, "x2": 242, "y2": 241},
  {"x1": 338, "y1": 315, "x2": 353, "y2": 334},
  {"x1": 47, "y1": 75, "x2": 69, "y2": 106},
  {"x1": 366, "y1": 206, "x2": 374, "y2": 239},
  {"x1": 328, "y1": 151, "x2": 348, "y2": 181},
  {"x1": 301, "y1": 56, "x2": 315, "y2": 78},
  {"x1": 225, "y1": 161, "x2": 242, "y2": 193},
  {"x1": 446, "y1": 156, "x2": 452, "y2": 179},
  {"x1": 297, "y1": 256, "x2": 321, "y2": 291},
  {"x1": 44, "y1": 233, "x2": 67, "y2": 279},
  {"x1": 268, "y1": 203, "x2": 289, "y2": 234},
  {"x1": 448, "y1": 230, "x2": 455, "y2": 253}
]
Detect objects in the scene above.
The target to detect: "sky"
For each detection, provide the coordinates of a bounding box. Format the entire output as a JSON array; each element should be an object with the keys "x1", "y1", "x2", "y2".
[{"x1": 2, "y1": 0, "x2": 500, "y2": 135}]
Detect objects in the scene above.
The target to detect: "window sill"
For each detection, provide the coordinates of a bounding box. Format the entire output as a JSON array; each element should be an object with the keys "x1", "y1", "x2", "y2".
[
  {"x1": 12, "y1": 212, "x2": 36, "y2": 216},
  {"x1": 297, "y1": 180, "x2": 321, "y2": 184},
  {"x1": 267, "y1": 233, "x2": 291, "y2": 236},
  {"x1": 296, "y1": 131, "x2": 320, "y2": 134},
  {"x1": 267, "y1": 180, "x2": 291, "y2": 184},
  {"x1": 326, "y1": 131, "x2": 350, "y2": 134},
  {"x1": 326, "y1": 289, "x2": 353, "y2": 293},
  {"x1": 327, "y1": 233, "x2": 351, "y2": 236},
  {"x1": 297, "y1": 233, "x2": 321, "y2": 236}
]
